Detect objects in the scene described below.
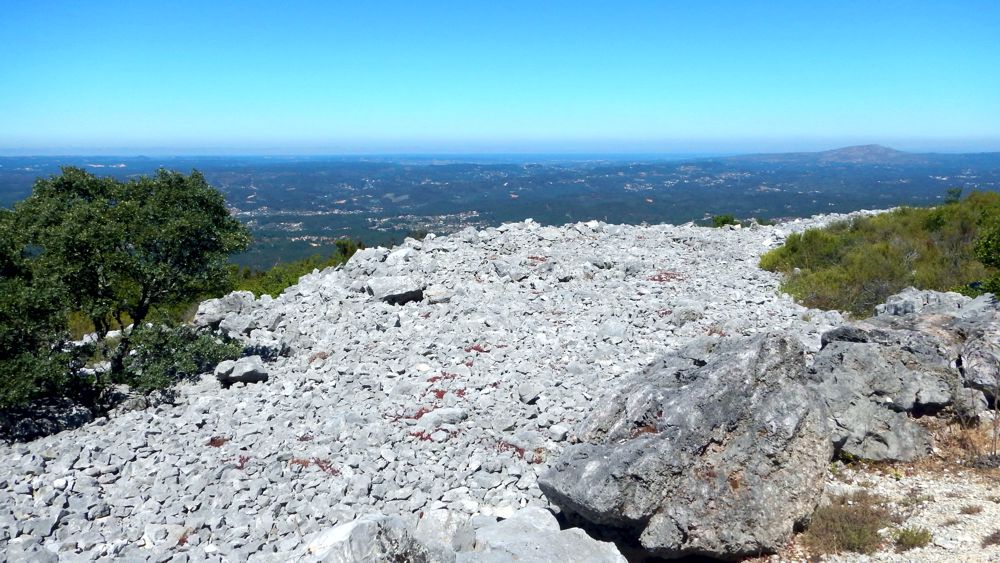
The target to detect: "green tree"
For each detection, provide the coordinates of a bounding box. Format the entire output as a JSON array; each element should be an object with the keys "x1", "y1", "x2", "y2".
[
  {"x1": 14, "y1": 167, "x2": 251, "y2": 379},
  {"x1": 944, "y1": 187, "x2": 963, "y2": 204}
]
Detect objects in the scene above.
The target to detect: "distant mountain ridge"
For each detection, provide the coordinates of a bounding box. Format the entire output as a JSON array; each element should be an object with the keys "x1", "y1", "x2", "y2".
[
  {"x1": 720, "y1": 144, "x2": 1000, "y2": 165},
  {"x1": 814, "y1": 144, "x2": 909, "y2": 163}
]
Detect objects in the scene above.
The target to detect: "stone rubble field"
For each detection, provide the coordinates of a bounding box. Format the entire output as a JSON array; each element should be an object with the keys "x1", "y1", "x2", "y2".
[{"x1": 2, "y1": 210, "x2": 998, "y2": 562}]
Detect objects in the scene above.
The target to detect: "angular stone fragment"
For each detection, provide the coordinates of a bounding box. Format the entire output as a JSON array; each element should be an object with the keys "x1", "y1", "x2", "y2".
[
  {"x1": 216, "y1": 356, "x2": 268, "y2": 386},
  {"x1": 365, "y1": 276, "x2": 425, "y2": 305},
  {"x1": 416, "y1": 407, "x2": 468, "y2": 429},
  {"x1": 194, "y1": 291, "x2": 256, "y2": 328},
  {"x1": 302, "y1": 514, "x2": 430, "y2": 562},
  {"x1": 424, "y1": 285, "x2": 454, "y2": 304},
  {"x1": 516, "y1": 382, "x2": 543, "y2": 405},
  {"x1": 492, "y1": 261, "x2": 528, "y2": 282}
]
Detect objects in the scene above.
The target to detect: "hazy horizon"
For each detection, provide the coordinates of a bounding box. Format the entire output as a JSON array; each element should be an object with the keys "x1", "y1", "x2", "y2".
[{"x1": 3, "y1": 139, "x2": 1000, "y2": 159}]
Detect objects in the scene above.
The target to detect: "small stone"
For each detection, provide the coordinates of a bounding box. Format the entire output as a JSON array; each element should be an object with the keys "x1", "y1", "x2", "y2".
[
  {"x1": 548, "y1": 424, "x2": 569, "y2": 442},
  {"x1": 217, "y1": 356, "x2": 268, "y2": 386},
  {"x1": 517, "y1": 382, "x2": 543, "y2": 405}
]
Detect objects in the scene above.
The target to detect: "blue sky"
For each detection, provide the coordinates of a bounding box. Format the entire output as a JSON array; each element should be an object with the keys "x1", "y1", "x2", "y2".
[{"x1": 1, "y1": 1, "x2": 998, "y2": 154}]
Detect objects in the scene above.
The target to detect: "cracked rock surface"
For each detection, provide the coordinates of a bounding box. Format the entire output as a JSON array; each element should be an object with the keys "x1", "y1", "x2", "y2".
[{"x1": 539, "y1": 332, "x2": 833, "y2": 559}]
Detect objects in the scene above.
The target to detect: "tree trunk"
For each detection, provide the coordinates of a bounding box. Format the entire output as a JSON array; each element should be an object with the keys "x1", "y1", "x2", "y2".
[{"x1": 108, "y1": 297, "x2": 150, "y2": 379}]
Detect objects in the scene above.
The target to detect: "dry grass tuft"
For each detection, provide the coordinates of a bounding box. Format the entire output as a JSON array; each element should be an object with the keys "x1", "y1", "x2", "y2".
[
  {"x1": 960, "y1": 504, "x2": 983, "y2": 515},
  {"x1": 982, "y1": 530, "x2": 1000, "y2": 548},
  {"x1": 207, "y1": 436, "x2": 228, "y2": 447},
  {"x1": 802, "y1": 492, "x2": 892, "y2": 555}
]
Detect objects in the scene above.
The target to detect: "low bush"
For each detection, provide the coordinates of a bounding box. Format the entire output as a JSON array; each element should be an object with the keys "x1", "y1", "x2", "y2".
[
  {"x1": 120, "y1": 325, "x2": 242, "y2": 393},
  {"x1": 894, "y1": 527, "x2": 932, "y2": 551},
  {"x1": 711, "y1": 214, "x2": 739, "y2": 227},
  {"x1": 803, "y1": 492, "x2": 892, "y2": 555},
  {"x1": 760, "y1": 191, "x2": 1000, "y2": 316}
]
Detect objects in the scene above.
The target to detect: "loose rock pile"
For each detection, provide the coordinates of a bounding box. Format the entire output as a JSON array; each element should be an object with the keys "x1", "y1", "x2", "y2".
[{"x1": 1, "y1": 211, "x2": 995, "y2": 561}]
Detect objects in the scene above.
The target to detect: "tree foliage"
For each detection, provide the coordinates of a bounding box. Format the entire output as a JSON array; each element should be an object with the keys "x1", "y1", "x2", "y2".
[
  {"x1": 711, "y1": 214, "x2": 740, "y2": 227},
  {"x1": 0, "y1": 210, "x2": 75, "y2": 408},
  {"x1": 976, "y1": 223, "x2": 1000, "y2": 294}
]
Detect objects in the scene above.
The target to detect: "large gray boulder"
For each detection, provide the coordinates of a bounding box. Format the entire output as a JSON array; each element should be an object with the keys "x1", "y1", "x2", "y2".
[
  {"x1": 456, "y1": 507, "x2": 626, "y2": 563},
  {"x1": 950, "y1": 296, "x2": 1000, "y2": 401},
  {"x1": 874, "y1": 287, "x2": 971, "y2": 317},
  {"x1": 539, "y1": 333, "x2": 831, "y2": 560},
  {"x1": 809, "y1": 325, "x2": 953, "y2": 461}
]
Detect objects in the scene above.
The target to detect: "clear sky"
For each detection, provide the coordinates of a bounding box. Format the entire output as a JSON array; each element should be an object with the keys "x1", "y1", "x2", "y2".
[{"x1": 1, "y1": 0, "x2": 998, "y2": 155}]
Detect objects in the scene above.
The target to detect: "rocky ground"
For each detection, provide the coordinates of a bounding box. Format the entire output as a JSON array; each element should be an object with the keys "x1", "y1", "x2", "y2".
[
  {"x1": 1, "y1": 210, "x2": 997, "y2": 562},
  {"x1": 810, "y1": 461, "x2": 1000, "y2": 563}
]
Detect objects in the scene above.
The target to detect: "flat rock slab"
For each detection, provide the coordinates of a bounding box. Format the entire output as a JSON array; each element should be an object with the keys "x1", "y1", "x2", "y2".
[{"x1": 458, "y1": 506, "x2": 626, "y2": 562}]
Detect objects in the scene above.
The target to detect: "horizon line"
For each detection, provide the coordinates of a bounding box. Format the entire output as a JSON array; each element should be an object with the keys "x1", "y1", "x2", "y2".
[{"x1": 4, "y1": 143, "x2": 1000, "y2": 160}]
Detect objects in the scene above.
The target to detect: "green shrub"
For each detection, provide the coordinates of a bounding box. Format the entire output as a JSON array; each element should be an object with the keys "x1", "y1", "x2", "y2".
[
  {"x1": 945, "y1": 187, "x2": 963, "y2": 205},
  {"x1": 894, "y1": 527, "x2": 932, "y2": 551},
  {"x1": 976, "y1": 224, "x2": 1000, "y2": 294},
  {"x1": 803, "y1": 492, "x2": 891, "y2": 555},
  {"x1": 711, "y1": 214, "x2": 739, "y2": 227},
  {"x1": 761, "y1": 191, "x2": 1000, "y2": 316},
  {"x1": 120, "y1": 324, "x2": 242, "y2": 393}
]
